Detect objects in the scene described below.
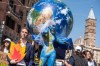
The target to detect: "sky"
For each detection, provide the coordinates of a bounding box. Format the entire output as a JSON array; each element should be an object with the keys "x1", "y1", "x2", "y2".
[{"x1": 61, "y1": 0, "x2": 100, "y2": 47}]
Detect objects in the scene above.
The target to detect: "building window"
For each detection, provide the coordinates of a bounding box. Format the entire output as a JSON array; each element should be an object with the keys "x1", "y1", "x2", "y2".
[
  {"x1": 26, "y1": 11, "x2": 29, "y2": 16},
  {"x1": 13, "y1": 5, "x2": 16, "y2": 12},
  {"x1": 19, "y1": 10, "x2": 23, "y2": 19},
  {"x1": 17, "y1": 24, "x2": 21, "y2": 33},
  {"x1": 24, "y1": 23, "x2": 26, "y2": 27},
  {"x1": 5, "y1": 16, "x2": 15, "y2": 30},
  {"x1": 9, "y1": 0, "x2": 14, "y2": 8},
  {"x1": 9, "y1": 0, "x2": 16, "y2": 12},
  {"x1": 28, "y1": 0, "x2": 30, "y2": 4},
  {"x1": 21, "y1": 0, "x2": 25, "y2": 5}
]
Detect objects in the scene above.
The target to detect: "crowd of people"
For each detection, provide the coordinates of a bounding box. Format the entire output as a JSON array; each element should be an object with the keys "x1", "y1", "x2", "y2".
[
  {"x1": 59, "y1": 46, "x2": 97, "y2": 66},
  {"x1": 0, "y1": 27, "x2": 98, "y2": 66},
  {"x1": 0, "y1": 27, "x2": 34, "y2": 66}
]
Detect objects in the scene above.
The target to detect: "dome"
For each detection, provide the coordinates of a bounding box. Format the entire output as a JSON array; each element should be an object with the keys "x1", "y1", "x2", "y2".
[{"x1": 74, "y1": 36, "x2": 84, "y2": 45}]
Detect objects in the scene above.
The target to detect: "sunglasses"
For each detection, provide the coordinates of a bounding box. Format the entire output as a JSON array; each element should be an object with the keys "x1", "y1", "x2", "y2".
[{"x1": 4, "y1": 41, "x2": 10, "y2": 43}]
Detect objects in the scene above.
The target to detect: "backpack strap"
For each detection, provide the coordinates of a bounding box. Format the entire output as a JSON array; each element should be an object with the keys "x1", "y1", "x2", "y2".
[{"x1": 94, "y1": 60, "x2": 97, "y2": 66}]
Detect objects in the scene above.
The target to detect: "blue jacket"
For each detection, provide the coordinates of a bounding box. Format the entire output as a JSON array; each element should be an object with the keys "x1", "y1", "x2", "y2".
[{"x1": 7, "y1": 42, "x2": 35, "y2": 66}]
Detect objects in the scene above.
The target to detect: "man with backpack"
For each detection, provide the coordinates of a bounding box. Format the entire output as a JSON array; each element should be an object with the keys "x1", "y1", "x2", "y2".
[{"x1": 63, "y1": 46, "x2": 88, "y2": 66}]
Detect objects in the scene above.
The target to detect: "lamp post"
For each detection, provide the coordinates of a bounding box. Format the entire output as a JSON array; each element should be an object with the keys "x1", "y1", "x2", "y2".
[{"x1": 0, "y1": 21, "x2": 5, "y2": 45}]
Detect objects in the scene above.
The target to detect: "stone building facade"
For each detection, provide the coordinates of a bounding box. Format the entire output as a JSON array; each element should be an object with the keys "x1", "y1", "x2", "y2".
[
  {"x1": 0, "y1": 0, "x2": 38, "y2": 44},
  {"x1": 74, "y1": 8, "x2": 100, "y2": 65},
  {"x1": 84, "y1": 8, "x2": 96, "y2": 47}
]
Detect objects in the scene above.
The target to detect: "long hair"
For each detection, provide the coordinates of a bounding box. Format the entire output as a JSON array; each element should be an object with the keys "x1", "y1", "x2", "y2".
[
  {"x1": 83, "y1": 50, "x2": 93, "y2": 61},
  {"x1": 1, "y1": 41, "x2": 11, "y2": 52}
]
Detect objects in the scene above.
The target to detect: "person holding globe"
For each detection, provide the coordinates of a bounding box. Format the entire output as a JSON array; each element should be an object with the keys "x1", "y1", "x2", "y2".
[{"x1": 31, "y1": 7, "x2": 73, "y2": 66}]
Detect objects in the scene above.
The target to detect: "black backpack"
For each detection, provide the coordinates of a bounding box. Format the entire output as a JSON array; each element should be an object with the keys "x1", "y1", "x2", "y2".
[{"x1": 72, "y1": 55, "x2": 88, "y2": 66}]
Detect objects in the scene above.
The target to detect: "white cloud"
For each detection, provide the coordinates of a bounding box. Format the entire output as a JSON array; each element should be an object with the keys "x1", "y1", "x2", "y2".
[
  {"x1": 61, "y1": 8, "x2": 68, "y2": 15},
  {"x1": 55, "y1": 19, "x2": 62, "y2": 24}
]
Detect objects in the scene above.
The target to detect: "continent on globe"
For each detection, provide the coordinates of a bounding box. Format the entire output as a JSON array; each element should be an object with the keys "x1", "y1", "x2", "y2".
[{"x1": 27, "y1": 0, "x2": 73, "y2": 37}]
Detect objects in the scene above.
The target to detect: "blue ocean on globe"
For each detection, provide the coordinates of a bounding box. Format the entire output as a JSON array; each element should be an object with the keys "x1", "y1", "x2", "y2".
[{"x1": 27, "y1": 0, "x2": 73, "y2": 37}]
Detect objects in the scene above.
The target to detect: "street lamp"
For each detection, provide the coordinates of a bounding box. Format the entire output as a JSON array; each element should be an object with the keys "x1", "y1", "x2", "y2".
[{"x1": 0, "y1": 21, "x2": 5, "y2": 45}]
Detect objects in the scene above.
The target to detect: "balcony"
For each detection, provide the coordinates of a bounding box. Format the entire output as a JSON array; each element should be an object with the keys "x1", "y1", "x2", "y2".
[{"x1": 3, "y1": 25, "x2": 19, "y2": 41}]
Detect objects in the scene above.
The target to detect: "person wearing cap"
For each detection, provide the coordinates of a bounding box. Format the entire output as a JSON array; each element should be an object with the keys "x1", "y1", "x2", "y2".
[
  {"x1": 1, "y1": 38, "x2": 11, "y2": 54},
  {"x1": 62, "y1": 45, "x2": 88, "y2": 66},
  {"x1": 74, "y1": 45, "x2": 82, "y2": 52}
]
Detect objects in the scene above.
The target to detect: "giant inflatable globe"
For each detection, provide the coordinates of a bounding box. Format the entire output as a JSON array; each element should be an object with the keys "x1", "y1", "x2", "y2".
[{"x1": 27, "y1": 0, "x2": 73, "y2": 37}]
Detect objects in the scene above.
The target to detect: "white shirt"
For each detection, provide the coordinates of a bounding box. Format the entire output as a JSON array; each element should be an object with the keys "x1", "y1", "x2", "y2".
[
  {"x1": 3, "y1": 48, "x2": 9, "y2": 54},
  {"x1": 17, "y1": 60, "x2": 26, "y2": 66},
  {"x1": 88, "y1": 61, "x2": 95, "y2": 66},
  {"x1": 20, "y1": 40, "x2": 27, "y2": 47},
  {"x1": 17, "y1": 40, "x2": 26, "y2": 66}
]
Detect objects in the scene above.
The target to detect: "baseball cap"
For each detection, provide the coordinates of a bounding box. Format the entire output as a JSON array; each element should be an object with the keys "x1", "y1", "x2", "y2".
[
  {"x1": 75, "y1": 46, "x2": 82, "y2": 52},
  {"x1": 4, "y1": 38, "x2": 11, "y2": 42}
]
